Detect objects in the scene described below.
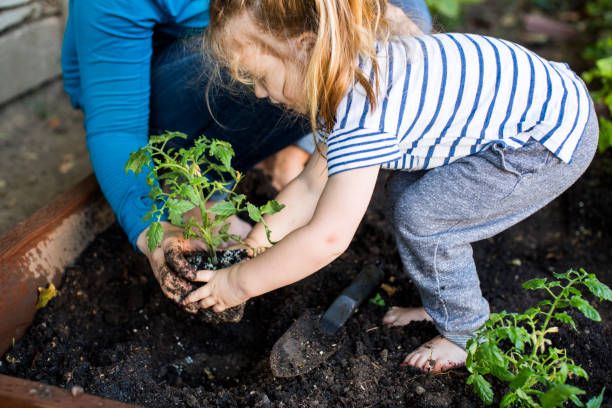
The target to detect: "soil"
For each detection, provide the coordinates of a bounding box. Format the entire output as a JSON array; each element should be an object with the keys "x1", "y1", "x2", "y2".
[
  {"x1": 1, "y1": 153, "x2": 611, "y2": 407},
  {"x1": 1, "y1": 2, "x2": 610, "y2": 407}
]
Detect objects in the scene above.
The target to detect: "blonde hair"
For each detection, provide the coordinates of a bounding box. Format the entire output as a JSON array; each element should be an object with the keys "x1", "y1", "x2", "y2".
[{"x1": 208, "y1": 0, "x2": 391, "y2": 137}]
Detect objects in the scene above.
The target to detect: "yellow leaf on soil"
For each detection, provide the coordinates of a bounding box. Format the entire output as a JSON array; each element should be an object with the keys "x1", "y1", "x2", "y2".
[
  {"x1": 36, "y1": 283, "x2": 58, "y2": 309},
  {"x1": 381, "y1": 283, "x2": 399, "y2": 297}
]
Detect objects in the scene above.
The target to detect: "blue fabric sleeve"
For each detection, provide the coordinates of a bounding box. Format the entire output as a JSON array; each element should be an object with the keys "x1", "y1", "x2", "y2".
[{"x1": 61, "y1": 1, "x2": 209, "y2": 250}]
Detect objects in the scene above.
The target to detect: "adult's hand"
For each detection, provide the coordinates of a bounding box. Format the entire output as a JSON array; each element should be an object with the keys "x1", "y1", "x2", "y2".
[
  {"x1": 386, "y1": 3, "x2": 424, "y2": 36},
  {"x1": 137, "y1": 221, "x2": 206, "y2": 314}
]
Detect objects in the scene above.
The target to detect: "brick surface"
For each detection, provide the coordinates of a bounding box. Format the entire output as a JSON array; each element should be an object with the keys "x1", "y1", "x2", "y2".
[{"x1": 0, "y1": 17, "x2": 62, "y2": 105}]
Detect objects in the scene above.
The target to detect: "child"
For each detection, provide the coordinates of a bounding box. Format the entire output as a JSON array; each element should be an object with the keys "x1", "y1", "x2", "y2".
[{"x1": 181, "y1": 0, "x2": 598, "y2": 372}]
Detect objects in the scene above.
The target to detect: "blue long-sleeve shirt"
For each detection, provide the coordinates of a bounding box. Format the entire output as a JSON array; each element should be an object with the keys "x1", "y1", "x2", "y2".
[{"x1": 62, "y1": 0, "x2": 210, "y2": 249}]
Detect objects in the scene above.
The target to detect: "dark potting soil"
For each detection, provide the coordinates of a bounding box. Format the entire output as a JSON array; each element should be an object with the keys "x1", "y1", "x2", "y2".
[{"x1": 1, "y1": 159, "x2": 611, "y2": 407}]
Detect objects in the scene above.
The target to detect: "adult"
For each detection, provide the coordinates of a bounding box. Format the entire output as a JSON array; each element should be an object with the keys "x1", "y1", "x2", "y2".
[{"x1": 61, "y1": 0, "x2": 432, "y2": 312}]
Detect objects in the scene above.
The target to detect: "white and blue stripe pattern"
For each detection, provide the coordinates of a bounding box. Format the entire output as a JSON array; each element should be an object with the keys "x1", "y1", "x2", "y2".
[{"x1": 325, "y1": 33, "x2": 592, "y2": 176}]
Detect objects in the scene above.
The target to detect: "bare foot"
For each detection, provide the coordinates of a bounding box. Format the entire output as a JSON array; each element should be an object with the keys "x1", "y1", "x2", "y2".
[
  {"x1": 383, "y1": 306, "x2": 433, "y2": 327},
  {"x1": 401, "y1": 336, "x2": 467, "y2": 373},
  {"x1": 255, "y1": 145, "x2": 310, "y2": 190}
]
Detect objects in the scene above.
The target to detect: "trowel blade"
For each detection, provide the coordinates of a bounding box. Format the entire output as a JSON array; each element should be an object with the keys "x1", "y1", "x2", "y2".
[{"x1": 270, "y1": 309, "x2": 342, "y2": 378}]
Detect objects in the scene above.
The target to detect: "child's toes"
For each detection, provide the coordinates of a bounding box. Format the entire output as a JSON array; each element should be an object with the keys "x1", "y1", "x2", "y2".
[
  {"x1": 400, "y1": 336, "x2": 467, "y2": 373},
  {"x1": 382, "y1": 307, "x2": 402, "y2": 325},
  {"x1": 400, "y1": 350, "x2": 418, "y2": 368},
  {"x1": 400, "y1": 346, "x2": 429, "y2": 370},
  {"x1": 383, "y1": 307, "x2": 432, "y2": 326}
]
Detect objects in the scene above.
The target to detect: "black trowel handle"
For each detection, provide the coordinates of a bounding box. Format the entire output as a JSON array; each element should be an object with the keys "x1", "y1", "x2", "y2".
[
  {"x1": 342, "y1": 264, "x2": 385, "y2": 304},
  {"x1": 319, "y1": 264, "x2": 385, "y2": 335}
]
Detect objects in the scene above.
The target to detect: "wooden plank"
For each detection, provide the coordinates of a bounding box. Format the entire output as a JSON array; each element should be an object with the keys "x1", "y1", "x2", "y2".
[
  {"x1": 0, "y1": 175, "x2": 114, "y2": 355},
  {"x1": 0, "y1": 374, "x2": 137, "y2": 407}
]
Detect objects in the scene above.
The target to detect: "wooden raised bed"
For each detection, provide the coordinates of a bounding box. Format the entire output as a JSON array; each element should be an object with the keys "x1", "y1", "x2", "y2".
[{"x1": 0, "y1": 175, "x2": 136, "y2": 407}]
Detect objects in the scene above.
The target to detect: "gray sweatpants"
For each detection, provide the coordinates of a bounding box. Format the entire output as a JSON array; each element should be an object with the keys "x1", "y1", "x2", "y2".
[{"x1": 385, "y1": 109, "x2": 599, "y2": 349}]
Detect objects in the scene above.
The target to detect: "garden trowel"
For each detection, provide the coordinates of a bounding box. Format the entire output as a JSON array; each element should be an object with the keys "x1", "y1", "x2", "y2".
[{"x1": 270, "y1": 264, "x2": 384, "y2": 378}]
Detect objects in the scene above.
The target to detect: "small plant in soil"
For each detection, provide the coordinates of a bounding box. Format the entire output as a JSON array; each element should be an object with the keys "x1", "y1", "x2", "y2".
[
  {"x1": 466, "y1": 268, "x2": 610, "y2": 408},
  {"x1": 125, "y1": 131, "x2": 284, "y2": 264}
]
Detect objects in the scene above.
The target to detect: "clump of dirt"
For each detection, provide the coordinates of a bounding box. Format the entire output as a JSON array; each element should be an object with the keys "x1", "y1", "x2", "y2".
[
  {"x1": 1, "y1": 154, "x2": 610, "y2": 407},
  {"x1": 185, "y1": 250, "x2": 248, "y2": 324}
]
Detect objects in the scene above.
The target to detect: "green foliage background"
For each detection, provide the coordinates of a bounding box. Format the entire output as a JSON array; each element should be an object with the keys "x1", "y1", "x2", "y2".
[{"x1": 427, "y1": 0, "x2": 612, "y2": 152}]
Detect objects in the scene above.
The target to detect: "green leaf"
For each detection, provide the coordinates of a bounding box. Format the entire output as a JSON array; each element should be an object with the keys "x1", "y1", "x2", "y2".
[
  {"x1": 554, "y1": 312, "x2": 577, "y2": 330},
  {"x1": 167, "y1": 199, "x2": 195, "y2": 215},
  {"x1": 369, "y1": 293, "x2": 386, "y2": 307},
  {"x1": 427, "y1": 0, "x2": 459, "y2": 18},
  {"x1": 516, "y1": 389, "x2": 530, "y2": 401},
  {"x1": 553, "y1": 271, "x2": 570, "y2": 280},
  {"x1": 149, "y1": 131, "x2": 187, "y2": 145},
  {"x1": 538, "y1": 299, "x2": 553, "y2": 308},
  {"x1": 584, "y1": 276, "x2": 612, "y2": 301},
  {"x1": 169, "y1": 209, "x2": 184, "y2": 226},
  {"x1": 180, "y1": 184, "x2": 201, "y2": 207},
  {"x1": 467, "y1": 373, "x2": 494, "y2": 405},
  {"x1": 217, "y1": 222, "x2": 231, "y2": 237},
  {"x1": 540, "y1": 384, "x2": 586, "y2": 408},
  {"x1": 477, "y1": 342, "x2": 506, "y2": 369},
  {"x1": 507, "y1": 326, "x2": 529, "y2": 351},
  {"x1": 149, "y1": 186, "x2": 164, "y2": 199},
  {"x1": 125, "y1": 149, "x2": 150, "y2": 175},
  {"x1": 233, "y1": 193, "x2": 246, "y2": 207},
  {"x1": 500, "y1": 392, "x2": 518, "y2": 408},
  {"x1": 567, "y1": 364, "x2": 589, "y2": 380},
  {"x1": 247, "y1": 203, "x2": 262, "y2": 222},
  {"x1": 557, "y1": 362, "x2": 569, "y2": 383},
  {"x1": 570, "y1": 394, "x2": 586, "y2": 407},
  {"x1": 36, "y1": 283, "x2": 58, "y2": 309},
  {"x1": 524, "y1": 306, "x2": 541, "y2": 318},
  {"x1": 490, "y1": 364, "x2": 514, "y2": 382},
  {"x1": 523, "y1": 278, "x2": 547, "y2": 290},
  {"x1": 209, "y1": 201, "x2": 236, "y2": 218},
  {"x1": 586, "y1": 387, "x2": 605, "y2": 408},
  {"x1": 147, "y1": 221, "x2": 164, "y2": 252},
  {"x1": 570, "y1": 296, "x2": 601, "y2": 321},
  {"x1": 260, "y1": 200, "x2": 286, "y2": 216},
  {"x1": 596, "y1": 56, "x2": 612, "y2": 77},
  {"x1": 598, "y1": 117, "x2": 612, "y2": 153},
  {"x1": 510, "y1": 368, "x2": 534, "y2": 390},
  {"x1": 209, "y1": 139, "x2": 234, "y2": 169}
]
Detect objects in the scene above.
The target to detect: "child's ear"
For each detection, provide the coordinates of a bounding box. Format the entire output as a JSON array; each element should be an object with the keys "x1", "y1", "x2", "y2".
[{"x1": 294, "y1": 32, "x2": 317, "y2": 63}]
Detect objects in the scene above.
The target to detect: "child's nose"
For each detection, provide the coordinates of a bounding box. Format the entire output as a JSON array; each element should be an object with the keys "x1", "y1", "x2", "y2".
[{"x1": 254, "y1": 81, "x2": 268, "y2": 99}]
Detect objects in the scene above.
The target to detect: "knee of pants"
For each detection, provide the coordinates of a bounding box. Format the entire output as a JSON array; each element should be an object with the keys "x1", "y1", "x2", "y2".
[{"x1": 392, "y1": 191, "x2": 438, "y2": 239}]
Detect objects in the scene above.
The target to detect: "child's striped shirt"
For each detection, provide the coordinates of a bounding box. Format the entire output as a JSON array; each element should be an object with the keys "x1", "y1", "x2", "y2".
[{"x1": 325, "y1": 33, "x2": 592, "y2": 176}]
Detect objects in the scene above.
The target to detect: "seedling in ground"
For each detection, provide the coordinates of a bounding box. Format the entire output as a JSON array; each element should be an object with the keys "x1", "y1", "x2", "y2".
[
  {"x1": 125, "y1": 131, "x2": 284, "y2": 264},
  {"x1": 466, "y1": 268, "x2": 610, "y2": 408}
]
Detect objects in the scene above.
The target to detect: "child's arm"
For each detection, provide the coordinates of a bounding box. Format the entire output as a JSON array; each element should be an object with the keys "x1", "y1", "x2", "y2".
[
  {"x1": 182, "y1": 164, "x2": 381, "y2": 312},
  {"x1": 244, "y1": 147, "x2": 328, "y2": 250}
]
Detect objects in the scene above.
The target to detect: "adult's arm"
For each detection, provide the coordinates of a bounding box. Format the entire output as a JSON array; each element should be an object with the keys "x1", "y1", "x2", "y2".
[{"x1": 63, "y1": 1, "x2": 208, "y2": 248}]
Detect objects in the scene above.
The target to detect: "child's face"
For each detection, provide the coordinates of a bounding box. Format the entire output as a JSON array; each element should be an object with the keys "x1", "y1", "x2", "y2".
[{"x1": 223, "y1": 12, "x2": 309, "y2": 114}]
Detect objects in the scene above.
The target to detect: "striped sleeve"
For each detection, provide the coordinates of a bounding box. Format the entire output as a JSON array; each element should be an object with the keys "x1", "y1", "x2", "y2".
[{"x1": 326, "y1": 128, "x2": 403, "y2": 176}]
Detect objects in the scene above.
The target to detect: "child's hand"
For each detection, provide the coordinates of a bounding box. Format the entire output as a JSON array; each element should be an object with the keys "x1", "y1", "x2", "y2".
[
  {"x1": 228, "y1": 237, "x2": 269, "y2": 258},
  {"x1": 181, "y1": 264, "x2": 249, "y2": 313}
]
